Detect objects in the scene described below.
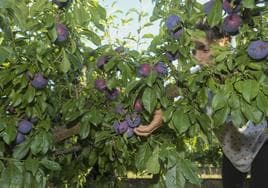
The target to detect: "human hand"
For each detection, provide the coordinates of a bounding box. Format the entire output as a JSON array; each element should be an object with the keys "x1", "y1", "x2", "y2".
[{"x1": 134, "y1": 109, "x2": 163, "y2": 137}]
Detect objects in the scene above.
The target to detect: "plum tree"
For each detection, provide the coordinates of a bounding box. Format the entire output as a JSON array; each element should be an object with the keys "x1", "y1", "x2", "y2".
[{"x1": 0, "y1": 0, "x2": 267, "y2": 187}]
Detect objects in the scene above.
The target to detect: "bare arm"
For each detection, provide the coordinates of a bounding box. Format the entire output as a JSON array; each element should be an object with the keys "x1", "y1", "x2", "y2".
[{"x1": 134, "y1": 109, "x2": 163, "y2": 136}]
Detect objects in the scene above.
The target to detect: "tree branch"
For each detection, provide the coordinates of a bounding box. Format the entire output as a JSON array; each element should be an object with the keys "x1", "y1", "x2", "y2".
[{"x1": 53, "y1": 123, "x2": 80, "y2": 143}]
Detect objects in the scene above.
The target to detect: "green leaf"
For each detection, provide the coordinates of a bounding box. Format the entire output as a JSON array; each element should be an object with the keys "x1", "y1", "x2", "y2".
[
  {"x1": 87, "y1": 108, "x2": 103, "y2": 126},
  {"x1": 135, "y1": 143, "x2": 151, "y2": 171},
  {"x1": 212, "y1": 92, "x2": 227, "y2": 111},
  {"x1": 40, "y1": 159, "x2": 61, "y2": 171},
  {"x1": 60, "y1": 50, "x2": 71, "y2": 73},
  {"x1": 243, "y1": 0, "x2": 255, "y2": 8},
  {"x1": 207, "y1": 0, "x2": 222, "y2": 27},
  {"x1": 179, "y1": 158, "x2": 201, "y2": 185},
  {"x1": 79, "y1": 121, "x2": 90, "y2": 139},
  {"x1": 231, "y1": 109, "x2": 245, "y2": 127},
  {"x1": 241, "y1": 101, "x2": 263, "y2": 124},
  {"x1": 0, "y1": 163, "x2": 24, "y2": 188},
  {"x1": 142, "y1": 87, "x2": 157, "y2": 113},
  {"x1": 0, "y1": 47, "x2": 12, "y2": 62},
  {"x1": 0, "y1": 0, "x2": 13, "y2": 8},
  {"x1": 2, "y1": 124, "x2": 16, "y2": 145},
  {"x1": 228, "y1": 94, "x2": 240, "y2": 109},
  {"x1": 165, "y1": 163, "x2": 185, "y2": 188},
  {"x1": 212, "y1": 105, "x2": 229, "y2": 126},
  {"x1": 145, "y1": 146, "x2": 160, "y2": 174},
  {"x1": 172, "y1": 109, "x2": 191, "y2": 134},
  {"x1": 13, "y1": 139, "x2": 31, "y2": 159},
  {"x1": 82, "y1": 29, "x2": 101, "y2": 46},
  {"x1": 30, "y1": 132, "x2": 51, "y2": 155},
  {"x1": 142, "y1": 33, "x2": 154, "y2": 38},
  {"x1": 25, "y1": 158, "x2": 39, "y2": 175},
  {"x1": 146, "y1": 73, "x2": 157, "y2": 87},
  {"x1": 256, "y1": 92, "x2": 268, "y2": 117},
  {"x1": 125, "y1": 80, "x2": 141, "y2": 95},
  {"x1": 24, "y1": 87, "x2": 35, "y2": 103},
  {"x1": 234, "y1": 80, "x2": 259, "y2": 103}
]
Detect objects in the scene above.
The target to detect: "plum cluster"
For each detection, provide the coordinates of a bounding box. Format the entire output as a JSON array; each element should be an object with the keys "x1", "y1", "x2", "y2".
[
  {"x1": 247, "y1": 40, "x2": 268, "y2": 60},
  {"x1": 138, "y1": 62, "x2": 168, "y2": 77},
  {"x1": 15, "y1": 119, "x2": 33, "y2": 144},
  {"x1": 94, "y1": 79, "x2": 120, "y2": 100},
  {"x1": 203, "y1": 0, "x2": 242, "y2": 35},
  {"x1": 165, "y1": 15, "x2": 183, "y2": 40},
  {"x1": 222, "y1": 0, "x2": 242, "y2": 35},
  {"x1": 113, "y1": 113, "x2": 141, "y2": 138}
]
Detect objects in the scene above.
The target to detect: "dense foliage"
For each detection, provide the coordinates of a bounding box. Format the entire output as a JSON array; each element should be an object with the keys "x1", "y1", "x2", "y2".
[{"x1": 0, "y1": 0, "x2": 267, "y2": 187}]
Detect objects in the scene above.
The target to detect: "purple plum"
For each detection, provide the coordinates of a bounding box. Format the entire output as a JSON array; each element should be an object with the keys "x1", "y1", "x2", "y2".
[
  {"x1": 247, "y1": 40, "x2": 268, "y2": 60},
  {"x1": 223, "y1": 13, "x2": 242, "y2": 34},
  {"x1": 153, "y1": 62, "x2": 168, "y2": 76},
  {"x1": 223, "y1": 0, "x2": 241, "y2": 14},
  {"x1": 31, "y1": 73, "x2": 48, "y2": 89},
  {"x1": 96, "y1": 55, "x2": 109, "y2": 68},
  {"x1": 56, "y1": 23, "x2": 69, "y2": 42},
  {"x1": 16, "y1": 132, "x2": 25, "y2": 144},
  {"x1": 114, "y1": 103, "x2": 125, "y2": 115},
  {"x1": 52, "y1": 0, "x2": 71, "y2": 9},
  {"x1": 115, "y1": 46, "x2": 124, "y2": 53},
  {"x1": 138, "y1": 63, "x2": 151, "y2": 77},
  {"x1": 134, "y1": 99, "x2": 143, "y2": 112},
  {"x1": 166, "y1": 15, "x2": 181, "y2": 31},
  {"x1": 114, "y1": 120, "x2": 128, "y2": 134},
  {"x1": 125, "y1": 113, "x2": 141, "y2": 128},
  {"x1": 17, "y1": 119, "x2": 33, "y2": 134},
  {"x1": 105, "y1": 88, "x2": 120, "y2": 100},
  {"x1": 95, "y1": 79, "x2": 107, "y2": 91},
  {"x1": 165, "y1": 51, "x2": 179, "y2": 62},
  {"x1": 126, "y1": 127, "x2": 134, "y2": 138},
  {"x1": 170, "y1": 28, "x2": 183, "y2": 40}
]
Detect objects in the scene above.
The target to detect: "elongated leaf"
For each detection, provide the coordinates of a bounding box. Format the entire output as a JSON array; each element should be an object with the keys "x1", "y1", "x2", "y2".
[
  {"x1": 234, "y1": 80, "x2": 259, "y2": 103},
  {"x1": 142, "y1": 87, "x2": 157, "y2": 113},
  {"x1": 172, "y1": 109, "x2": 191, "y2": 134},
  {"x1": 40, "y1": 159, "x2": 61, "y2": 171},
  {"x1": 207, "y1": 0, "x2": 222, "y2": 27}
]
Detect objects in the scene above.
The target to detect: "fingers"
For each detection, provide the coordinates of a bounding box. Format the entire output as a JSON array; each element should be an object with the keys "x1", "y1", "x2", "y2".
[
  {"x1": 133, "y1": 109, "x2": 164, "y2": 137},
  {"x1": 134, "y1": 124, "x2": 161, "y2": 137},
  {"x1": 133, "y1": 129, "x2": 151, "y2": 137}
]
